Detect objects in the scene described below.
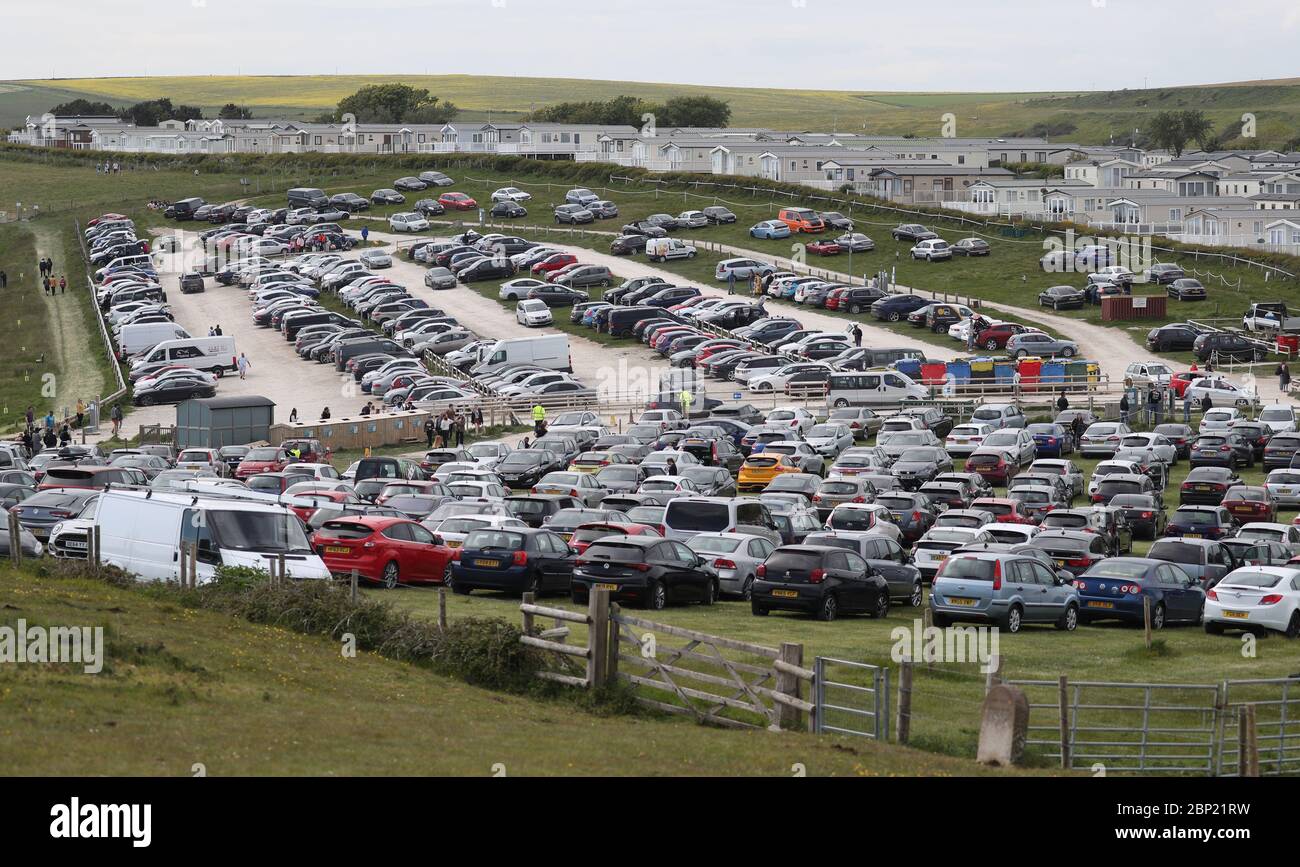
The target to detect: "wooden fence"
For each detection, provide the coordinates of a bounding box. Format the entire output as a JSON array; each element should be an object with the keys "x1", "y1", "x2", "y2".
[{"x1": 519, "y1": 589, "x2": 814, "y2": 731}]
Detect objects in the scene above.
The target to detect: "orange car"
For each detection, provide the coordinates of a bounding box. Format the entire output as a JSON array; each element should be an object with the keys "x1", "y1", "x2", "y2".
[
  {"x1": 778, "y1": 207, "x2": 825, "y2": 234},
  {"x1": 738, "y1": 453, "x2": 803, "y2": 492}
]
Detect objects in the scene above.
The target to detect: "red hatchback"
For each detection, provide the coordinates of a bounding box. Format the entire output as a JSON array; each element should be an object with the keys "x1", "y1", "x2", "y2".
[
  {"x1": 1169, "y1": 371, "x2": 1202, "y2": 397},
  {"x1": 437, "y1": 192, "x2": 477, "y2": 211},
  {"x1": 965, "y1": 453, "x2": 1018, "y2": 486},
  {"x1": 235, "y1": 447, "x2": 290, "y2": 479},
  {"x1": 806, "y1": 239, "x2": 842, "y2": 256},
  {"x1": 531, "y1": 253, "x2": 579, "y2": 276},
  {"x1": 568, "y1": 522, "x2": 660, "y2": 555},
  {"x1": 973, "y1": 322, "x2": 1031, "y2": 350},
  {"x1": 312, "y1": 515, "x2": 455, "y2": 588},
  {"x1": 972, "y1": 497, "x2": 1035, "y2": 525},
  {"x1": 824, "y1": 288, "x2": 851, "y2": 311},
  {"x1": 1222, "y1": 486, "x2": 1277, "y2": 523}
]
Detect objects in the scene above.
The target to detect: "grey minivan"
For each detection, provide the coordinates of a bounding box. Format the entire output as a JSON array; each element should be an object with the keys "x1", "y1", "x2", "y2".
[{"x1": 930, "y1": 551, "x2": 1079, "y2": 633}]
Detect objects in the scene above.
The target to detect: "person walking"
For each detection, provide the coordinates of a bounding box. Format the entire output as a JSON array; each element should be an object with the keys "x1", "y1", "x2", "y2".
[
  {"x1": 1147, "y1": 387, "x2": 1161, "y2": 426},
  {"x1": 289, "y1": 408, "x2": 299, "y2": 423},
  {"x1": 42, "y1": 427, "x2": 56, "y2": 449},
  {"x1": 43, "y1": 410, "x2": 55, "y2": 433},
  {"x1": 666, "y1": 457, "x2": 678, "y2": 477},
  {"x1": 454, "y1": 411, "x2": 466, "y2": 447},
  {"x1": 1012, "y1": 369, "x2": 1022, "y2": 400},
  {"x1": 1278, "y1": 361, "x2": 1292, "y2": 394},
  {"x1": 1, "y1": 269, "x2": 8, "y2": 288},
  {"x1": 24, "y1": 406, "x2": 34, "y2": 428},
  {"x1": 1200, "y1": 394, "x2": 1212, "y2": 415},
  {"x1": 58, "y1": 424, "x2": 71, "y2": 447},
  {"x1": 1119, "y1": 392, "x2": 1130, "y2": 426},
  {"x1": 74, "y1": 399, "x2": 85, "y2": 429},
  {"x1": 472, "y1": 407, "x2": 483, "y2": 433},
  {"x1": 726, "y1": 269, "x2": 736, "y2": 295},
  {"x1": 1056, "y1": 389, "x2": 1069, "y2": 413},
  {"x1": 237, "y1": 352, "x2": 250, "y2": 380},
  {"x1": 1183, "y1": 390, "x2": 1193, "y2": 424},
  {"x1": 360, "y1": 225, "x2": 369, "y2": 244},
  {"x1": 110, "y1": 403, "x2": 123, "y2": 438},
  {"x1": 531, "y1": 403, "x2": 546, "y2": 437},
  {"x1": 424, "y1": 416, "x2": 436, "y2": 448},
  {"x1": 58, "y1": 274, "x2": 66, "y2": 294}
]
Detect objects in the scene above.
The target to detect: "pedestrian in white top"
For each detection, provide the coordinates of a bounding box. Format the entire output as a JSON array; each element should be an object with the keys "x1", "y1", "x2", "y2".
[{"x1": 237, "y1": 353, "x2": 251, "y2": 380}]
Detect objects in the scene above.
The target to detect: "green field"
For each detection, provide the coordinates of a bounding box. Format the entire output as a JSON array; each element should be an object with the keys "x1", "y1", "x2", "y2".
[
  {"x1": 0, "y1": 562, "x2": 1044, "y2": 776},
  {"x1": 5, "y1": 74, "x2": 1300, "y2": 146}
]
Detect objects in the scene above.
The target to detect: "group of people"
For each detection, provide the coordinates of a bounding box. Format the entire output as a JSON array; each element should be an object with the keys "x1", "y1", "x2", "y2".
[
  {"x1": 96, "y1": 161, "x2": 122, "y2": 174},
  {"x1": 289, "y1": 233, "x2": 340, "y2": 253},
  {"x1": 37, "y1": 257, "x2": 64, "y2": 295},
  {"x1": 206, "y1": 325, "x2": 224, "y2": 336},
  {"x1": 424, "y1": 408, "x2": 483, "y2": 448}
]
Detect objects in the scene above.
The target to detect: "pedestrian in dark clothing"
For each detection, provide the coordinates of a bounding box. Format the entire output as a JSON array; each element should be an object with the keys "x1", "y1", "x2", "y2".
[
  {"x1": 726, "y1": 270, "x2": 736, "y2": 295},
  {"x1": 1056, "y1": 390, "x2": 1069, "y2": 413},
  {"x1": 320, "y1": 407, "x2": 331, "y2": 420},
  {"x1": 424, "y1": 417, "x2": 435, "y2": 448},
  {"x1": 454, "y1": 412, "x2": 466, "y2": 447},
  {"x1": 853, "y1": 324, "x2": 862, "y2": 347},
  {"x1": 59, "y1": 275, "x2": 66, "y2": 294},
  {"x1": 666, "y1": 458, "x2": 677, "y2": 476},
  {"x1": 1278, "y1": 362, "x2": 1291, "y2": 393},
  {"x1": 215, "y1": 325, "x2": 223, "y2": 336},
  {"x1": 42, "y1": 428, "x2": 56, "y2": 449},
  {"x1": 0, "y1": 269, "x2": 7, "y2": 287},
  {"x1": 58, "y1": 424, "x2": 71, "y2": 447},
  {"x1": 1147, "y1": 388, "x2": 1161, "y2": 425},
  {"x1": 1119, "y1": 393, "x2": 1130, "y2": 425},
  {"x1": 1201, "y1": 394, "x2": 1212, "y2": 413}
]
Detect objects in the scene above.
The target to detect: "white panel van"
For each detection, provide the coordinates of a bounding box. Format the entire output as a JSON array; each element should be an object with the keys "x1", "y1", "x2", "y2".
[
  {"x1": 128, "y1": 336, "x2": 237, "y2": 375},
  {"x1": 116, "y1": 322, "x2": 192, "y2": 361},
  {"x1": 471, "y1": 334, "x2": 572, "y2": 376}
]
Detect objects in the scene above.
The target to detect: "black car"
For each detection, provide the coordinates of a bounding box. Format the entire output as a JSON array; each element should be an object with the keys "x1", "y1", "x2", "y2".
[
  {"x1": 1145, "y1": 263, "x2": 1186, "y2": 284},
  {"x1": 496, "y1": 451, "x2": 564, "y2": 490},
  {"x1": 393, "y1": 177, "x2": 428, "y2": 192},
  {"x1": 490, "y1": 200, "x2": 527, "y2": 218},
  {"x1": 457, "y1": 257, "x2": 514, "y2": 283},
  {"x1": 1179, "y1": 466, "x2": 1243, "y2": 505},
  {"x1": 571, "y1": 537, "x2": 717, "y2": 609},
  {"x1": 1193, "y1": 332, "x2": 1264, "y2": 363},
  {"x1": 1038, "y1": 285, "x2": 1085, "y2": 310},
  {"x1": 371, "y1": 189, "x2": 405, "y2": 205},
  {"x1": 132, "y1": 376, "x2": 216, "y2": 406},
  {"x1": 1109, "y1": 493, "x2": 1167, "y2": 539},
  {"x1": 752, "y1": 545, "x2": 890, "y2": 621},
  {"x1": 952, "y1": 238, "x2": 992, "y2": 257},
  {"x1": 1168, "y1": 278, "x2": 1207, "y2": 301},
  {"x1": 451, "y1": 527, "x2": 574, "y2": 596},
  {"x1": 1264, "y1": 432, "x2": 1300, "y2": 469},
  {"x1": 528, "y1": 284, "x2": 588, "y2": 307},
  {"x1": 837, "y1": 286, "x2": 888, "y2": 314},
  {"x1": 890, "y1": 448, "x2": 953, "y2": 491},
  {"x1": 871, "y1": 293, "x2": 930, "y2": 322},
  {"x1": 610, "y1": 234, "x2": 649, "y2": 256},
  {"x1": 702, "y1": 206, "x2": 737, "y2": 224},
  {"x1": 1147, "y1": 323, "x2": 1202, "y2": 352},
  {"x1": 414, "y1": 198, "x2": 446, "y2": 217},
  {"x1": 875, "y1": 491, "x2": 938, "y2": 542},
  {"x1": 330, "y1": 193, "x2": 370, "y2": 213},
  {"x1": 891, "y1": 224, "x2": 938, "y2": 242},
  {"x1": 621, "y1": 221, "x2": 668, "y2": 239},
  {"x1": 1154, "y1": 423, "x2": 1195, "y2": 459},
  {"x1": 503, "y1": 493, "x2": 580, "y2": 527},
  {"x1": 820, "y1": 211, "x2": 854, "y2": 231}
]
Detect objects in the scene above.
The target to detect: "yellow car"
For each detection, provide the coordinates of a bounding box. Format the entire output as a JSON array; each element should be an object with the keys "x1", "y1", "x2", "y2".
[
  {"x1": 569, "y1": 451, "x2": 627, "y2": 473},
  {"x1": 738, "y1": 453, "x2": 803, "y2": 492}
]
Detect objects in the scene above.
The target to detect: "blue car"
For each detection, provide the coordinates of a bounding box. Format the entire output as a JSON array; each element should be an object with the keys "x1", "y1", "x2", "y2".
[
  {"x1": 750, "y1": 220, "x2": 792, "y2": 240},
  {"x1": 1074, "y1": 557, "x2": 1205, "y2": 628},
  {"x1": 871, "y1": 293, "x2": 930, "y2": 322},
  {"x1": 1027, "y1": 423, "x2": 1075, "y2": 457},
  {"x1": 931, "y1": 551, "x2": 1080, "y2": 633},
  {"x1": 450, "y1": 526, "x2": 575, "y2": 596}
]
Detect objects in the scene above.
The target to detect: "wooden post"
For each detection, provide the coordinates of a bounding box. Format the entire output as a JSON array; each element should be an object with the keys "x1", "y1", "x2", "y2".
[
  {"x1": 1239, "y1": 705, "x2": 1259, "y2": 777},
  {"x1": 91, "y1": 525, "x2": 102, "y2": 571},
  {"x1": 984, "y1": 654, "x2": 1003, "y2": 695},
  {"x1": 438, "y1": 587, "x2": 448, "y2": 631},
  {"x1": 521, "y1": 591, "x2": 535, "y2": 635},
  {"x1": 587, "y1": 588, "x2": 610, "y2": 688},
  {"x1": 921, "y1": 605, "x2": 934, "y2": 671},
  {"x1": 606, "y1": 601, "x2": 620, "y2": 684},
  {"x1": 9, "y1": 511, "x2": 23, "y2": 567},
  {"x1": 897, "y1": 654, "x2": 914, "y2": 745},
  {"x1": 1058, "y1": 675, "x2": 1071, "y2": 770},
  {"x1": 776, "y1": 642, "x2": 805, "y2": 731},
  {"x1": 277, "y1": 552, "x2": 287, "y2": 585},
  {"x1": 350, "y1": 568, "x2": 358, "y2": 603},
  {"x1": 1143, "y1": 596, "x2": 1153, "y2": 649}
]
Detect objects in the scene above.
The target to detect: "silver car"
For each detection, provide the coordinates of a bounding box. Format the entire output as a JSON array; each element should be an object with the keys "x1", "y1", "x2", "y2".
[
  {"x1": 805, "y1": 423, "x2": 855, "y2": 458},
  {"x1": 423, "y1": 267, "x2": 457, "y2": 290},
  {"x1": 1006, "y1": 331, "x2": 1079, "y2": 358},
  {"x1": 1265, "y1": 468, "x2": 1300, "y2": 508},
  {"x1": 686, "y1": 532, "x2": 777, "y2": 598},
  {"x1": 1079, "y1": 422, "x2": 1134, "y2": 458}
]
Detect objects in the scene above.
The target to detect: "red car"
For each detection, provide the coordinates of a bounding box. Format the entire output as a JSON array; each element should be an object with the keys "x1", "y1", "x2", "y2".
[
  {"x1": 965, "y1": 453, "x2": 1019, "y2": 486},
  {"x1": 234, "y1": 447, "x2": 290, "y2": 479},
  {"x1": 312, "y1": 515, "x2": 455, "y2": 588},
  {"x1": 1222, "y1": 486, "x2": 1277, "y2": 523},
  {"x1": 1169, "y1": 371, "x2": 1203, "y2": 397},
  {"x1": 971, "y1": 497, "x2": 1035, "y2": 525},
  {"x1": 281, "y1": 438, "x2": 329, "y2": 465},
  {"x1": 973, "y1": 322, "x2": 1032, "y2": 350},
  {"x1": 569, "y1": 522, "x2": 660, "y2": 555},
  {"x1": 806, "y1": 239, "x2": 842, "y2": 256},
  {"x1": 437, "y1": 192, "x2": 477, "y2": 211},
  {"x1": 88, "y1": 213, "x2": 128, "y2": 227},
  {"x1": 824, "y1": 288, "x2": 851, "y2": 311},
  {"x1": 287, "y1": 489, "x2": 354, "y2": 523},
  {"x1": 531, "y1": 253, "x2": 579, "y2": 276},
  {"x1": 694, "y1": 341, "x2": 745, "y2": 364}
]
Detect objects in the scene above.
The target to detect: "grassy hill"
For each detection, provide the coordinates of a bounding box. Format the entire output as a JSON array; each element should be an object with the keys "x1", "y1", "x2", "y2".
[
  {"x1": 4, "y1": 74, "x2": 1300, "y2": 145},
  {"x1": 0, "y1": 562, "x2": 1029, "y2": 776}
]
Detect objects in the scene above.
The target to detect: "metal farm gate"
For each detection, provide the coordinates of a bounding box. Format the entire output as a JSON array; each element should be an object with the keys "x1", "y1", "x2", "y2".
[
  {"x1": 1217, "y1": 678, "x2": 1300, "y2": 776},
  {"x1": 813, "y1": 657, "x2": 890, "y2": 740}
]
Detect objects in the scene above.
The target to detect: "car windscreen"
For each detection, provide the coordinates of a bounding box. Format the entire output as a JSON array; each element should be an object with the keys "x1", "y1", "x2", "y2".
[
  {"x1": 1222, "y1": 570, "x2": 1285, "y2": 589},
  {"x1": 207, "y1": 509, "x2": 312, "y2": 553},
  {"x1": 938, "y1": 557, "x2": 996, "y2": 581}
]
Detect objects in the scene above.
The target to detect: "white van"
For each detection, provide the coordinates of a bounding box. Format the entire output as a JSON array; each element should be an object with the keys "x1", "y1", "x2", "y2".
[
  {"x1": 471, "y1": 334, "x2": 572, "y2": 376},
  {"x1": 117, "y1": 322, "x2": 192, "y2": 361},
  {"x1": 128, "y1": 336, "x2": 237, "y2": 375},
  {"x1": 645, "y1": 237, "x2": 697, "y2": 263},
  {"x1": 94, "y1": 488, "x2": 330, "y2": 584},
  {"x1": 826, "y1": 369, "x2": 929, "y2": 408},
  {"x1": 661, "y1": 497, "x2": 781, "y2": 544}
]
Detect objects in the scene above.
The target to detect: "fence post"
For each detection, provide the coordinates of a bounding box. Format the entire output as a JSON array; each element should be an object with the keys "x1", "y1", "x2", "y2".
[
  {"x1": 521, "y1": 591, "x2": 535, "y2": 635},
  {"x1": 984, "y1": 654, "x2": 1002, "y2": 695},
  {"x1": 1239, "y1": 705, "x2": 1259, "y2": 777},
  {"x1": 922, "y1": 606, "x2": 934, "y2": 671},
  {"x1": 777, "y1": 642, "x2": 804, "y2": 731},
  {"x1": 1143, "y1": 596, "x2": 1153, "y2": 649},
  {"x1": 350, "y1": 568, "x2": 358, "y2": 603},
  {"x1": 605, "y1": 601, "x2": 620, "y2": 685},
  {"x1": 587, "y1": 588, "x2": 610, "y2": 688},
  {"x1": 277, "y1": 552, "x2": 287, "y2": 585},
  {"x1": 897, "y1": 654, "x2": 913, "y2": 745},
  {"x1": 92, "y1": 525, "x2": 102, "y2": 571},
  {"x1": 438, "y1": 587, "x2": 448, "y2": 631},
  {"x1": 1058, "y1": 675, "x2": 1071, "y2": 770},
  {"x1": 8, "y1": 511, "x2": 22, "y2": 567}
]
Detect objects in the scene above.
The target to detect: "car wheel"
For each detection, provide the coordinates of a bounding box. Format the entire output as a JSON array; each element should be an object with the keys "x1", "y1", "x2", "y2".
[
  {"x1": 740, "y1": 576, "x2": 754, "y2": 601},
  {"x1": 525, "y1": 570, "x2": 542, "y2": 597},
  {"x1": 701, "y1": 580, "x2": 718, "y2": 606},
  {"x1": 834, "y1": 398, "x2": 850, "y2": 408},
  {"x1": 888, "y1": 312, "x2": 901, "y2": 322},
  {"x1": 1003, "y1": 604, "x2": 1023, "y2": 634},
  {"x1": 871, "y1": 592, "x2": 889, "y2": 619},
  {"x1": 1015, "y1": 350, "x2": 1027, "y2": 358},
  {"x1": 849, "y1": 304, "x2": 861, "y2": 314},
  {"x1": 137, "y1": 394, "x2": 155, "y2": 407},
  {"x1": 382, "y1": 560, "x2": 400, "y2": 590},
  {"x1": 909, "y1": 582, "x2": 923, "y2": 608},
  {"x1": 441, "y1": 563, "x2": 454, "y2": 588},
  {"x1": 1061, "y1": 347, "x2": 1076, "y2": 357},
  {"x1": 815, "y1": 593, "x2": 838, "y2": 622},
  {"x1": 1150, "y1": 602, "x2": 1166, "y2": 631},
  {"x1": 647, "y1": 580, "x2": 667, "y2": 610},
  {"x1": 1056, "y1": 604, "x2": 1079, "y2": 632},
  {"x1": 1285, "y1": 611, "x2": 1300, "y2": 639},
  {"x1": 985, "y1": 339, "x2": 999, "y2": 350}
]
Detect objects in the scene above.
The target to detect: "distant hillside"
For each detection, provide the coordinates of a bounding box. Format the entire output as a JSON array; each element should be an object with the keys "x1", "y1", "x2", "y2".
[{"x1": 2, "y1": 74, "x2": 1299, "y2": 146}]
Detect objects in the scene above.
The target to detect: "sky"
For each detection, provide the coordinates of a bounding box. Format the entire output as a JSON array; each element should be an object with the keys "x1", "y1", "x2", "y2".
[{"x1": 3, "y1": 0, "x2": 1297, "y2": 92}]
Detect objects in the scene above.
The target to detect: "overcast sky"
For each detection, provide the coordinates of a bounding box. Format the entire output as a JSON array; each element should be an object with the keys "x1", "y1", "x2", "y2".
[{"x1": 4, "y1": 0, "x2": 1296, "y2": 92}]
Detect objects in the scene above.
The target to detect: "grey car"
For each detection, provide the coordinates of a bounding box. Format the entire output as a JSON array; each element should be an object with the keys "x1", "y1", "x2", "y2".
[
  {"x1": 827, "y1": 407, "x2": 882, "y2": 439},
  {"x1": 803, "y1": 531, "x2": 924, "y2": 607},
  {"x1": 812, "y1": 476, "x2": 877, "y2": 520},
  {"x1": 1147, "y1": 537, "x2": 1239, "y2": 588},
  {"x1": 931, "y1": 551, "x2": 1080, "y2": 633},
  {"x1": 423, "y1": 267, "x2": 457, "y2": 290},
  {"x1": 805, "y1": 423, "x2": 855, "y2": 458},
  {"x1": 687, "y1": 532, "x2": 777, "y2": 598},
  {"x1": 1006, "y1": 331, "x2": 1079, "y2": 358}
]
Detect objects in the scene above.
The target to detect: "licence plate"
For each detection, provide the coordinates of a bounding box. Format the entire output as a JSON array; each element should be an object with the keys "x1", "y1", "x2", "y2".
[
  {"x1": 325, "y1": 545, "x2": 350, "y2": 555},
  {"x1": 772, "y1": 589, "x2": 799, "y2": 598},
  {"x1": 948, "y1": 597, "x2": 977, "y2": 606},
  {"x1": 1279, "y1": 488, "x2": 1293, "y2": 495},
  {"x1": 29, "y1": 528, "x2": 47, "y2": 539},
  {"x1": 447, "y1": 541, "x2": 462, "y2": 548},
  {"x1": 1224, "y1": 610, "x2": 1250, "y2": 620},
  {"x1": 65, "y1": 540, "x2": 87, "y2": 549},
  {"x1": 1184, "y1": 533, "x2": 1201, "y2": 539},
  {"x1": 1087, "y1": 601, "x2": 1114, "y2": 609},
  {"x1": 594, "y1": 583, "x2": 619, "y2": 591},
  {"x1": 1196, "y1": 484, "x2": 1212, "y2": 491},
  {"x1": 473, "y1": 559, "x2": 501, "y2": 568}
]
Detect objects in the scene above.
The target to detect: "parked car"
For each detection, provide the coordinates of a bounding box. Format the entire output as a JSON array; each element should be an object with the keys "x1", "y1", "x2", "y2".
[
  {"x1": 571, "y1": 536, "x2": 716, "y2": 608},
  {"x1": 930, "y1": 551, "x2": 1078, "y2": 633},
  {"x1": 1075, "y1": 558, "x2": 1204, "y2": 628},
  {"x1": 751, "y1": 545, "x2": 890, "y2": 621},
  {"x1": 1203, "y1": 567, "x2": 1300, "y2": 637}
]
